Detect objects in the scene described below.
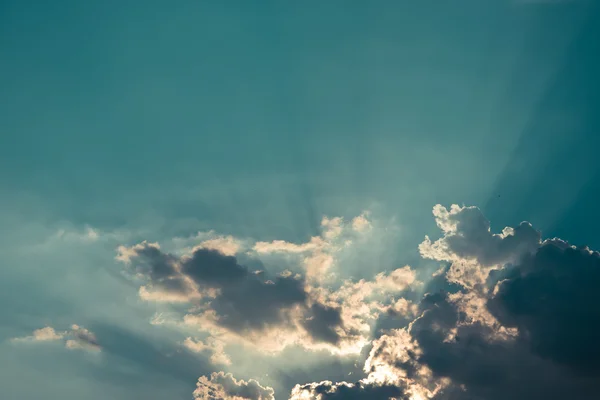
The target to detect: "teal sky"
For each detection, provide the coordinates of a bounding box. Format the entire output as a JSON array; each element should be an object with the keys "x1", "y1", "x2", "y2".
[{"x1": 1, "y1": 1, "x2": 599, "y2": 399}]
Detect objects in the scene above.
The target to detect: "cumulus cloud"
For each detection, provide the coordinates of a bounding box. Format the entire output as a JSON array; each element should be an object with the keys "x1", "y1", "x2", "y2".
[
  {"x1": 117, "y1": 242, "x2": 313, "y2": 352},
  {"x1": 419, "y1": 204, "x2": 541, "y2": 289},
  {"x1": 488, "y1": 239, "x2": 600, "y2": 373},
  {"x1": 115, "y1": 204, "x2": 600, "y2": 399},
  {"x1": 119, "y1": 242, "x2": 417, "y2": 355},
  {"x1": 286, "y1": 204, "x2": 600, "y2": 400},
  {"x1": 194, "y1": 372, "x2": 274, "y2": 400},
  {"x1": 12, "y1": 324, "x2": 100, "y2": 352},
  {"x1": 116, "y1": 212, "x2": 418, "y2": 356},
  {"x1": 420, "y1": 204, "x2": 541, "y2": 268}
]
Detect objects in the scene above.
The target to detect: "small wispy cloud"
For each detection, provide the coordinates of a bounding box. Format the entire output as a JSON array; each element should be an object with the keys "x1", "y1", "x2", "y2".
[
  {"x1": 11, "y1": 324, "x2": 101, "y2": 352},
  {"x1": 10, "y1": 326, "x2": 65, "y2": 343}
]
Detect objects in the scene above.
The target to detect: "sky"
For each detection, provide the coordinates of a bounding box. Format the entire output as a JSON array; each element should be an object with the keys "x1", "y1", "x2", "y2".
[{"x1": 1, "y1": 1, "x2": 600, "y2": 399}]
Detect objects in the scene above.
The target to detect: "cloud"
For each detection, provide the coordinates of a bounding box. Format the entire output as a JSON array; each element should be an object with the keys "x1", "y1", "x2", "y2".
[
  {"x1": 11, "y1": 326, "x2": 65, "y2": 342},
  {"x1": 288, "y1": 205, "x2": 600, "y2": 400},
  {"x1": 119, "y1": 241, "x2": 412, "y2": 355},
  {"x1": 117, "y1": 242, "x2": 322, "y2": 352},
  {"x1": 194, "y1": 236, "x2": 242, "y2": 257},
  {"x1": 488, "y1": 239, "x2": 600, "y2": 373},
  {"x1": 420, "y1": 204, "x2": 541, "y2": 268},
  {"x1": 194, "y1": 372, "x2": 275, "y2": 400},
  {"x1": 116, "y1": 241, "x2": 196, "y2": 301},
  {"x1": 113, "y1": 204, "x2": 600, "y2": 399},
  {"x1": 351, "y1": 213, "x2": 372, "y2": 233},
  {"x1": 116, "y1": 213, "x2": 418, "y2": 356},
  {"x1": 253, "y1": 212, "x2": 374, "y2": 281},
  {"x1": 66, "y1": 324, "x2": 101, "y2": 352},
  {"x1": 172, "y1": 231, "x2": 245, "y2": 257},
  {"x1": 11, "y1": 324, "x2": 100, "y2": 352},
  {"x1": 419, "y1": 204, "x2": 540, "y2": 289},
  {"x1": 183, "y1": 337, "x2": 232, "y2": 366},
  {"x1": 289, "y1": 380, "x2": 407, "y2": 400}
]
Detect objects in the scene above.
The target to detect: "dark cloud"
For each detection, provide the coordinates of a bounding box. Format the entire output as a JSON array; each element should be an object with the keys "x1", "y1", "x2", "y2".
[
  {"x1": 209, "y1": 273, "x2": 307, "y2": 333},
  {"x1": 119, "y1": 205, "x2": 600, "y2": 399},
  {"x1": 301, "y1": 303, "x2": 344, "y2": 345},
  {"x1": 292, "y1": 205, "x2": 600, "y2": 400},
  {"x1": 118, "y1": 244, "x2": 345, "y2": 348},
  {"x1": 407, "y1": 292, "x2": 595, "y2": 400},
  {"x1": 290, "y1": 380, "x2": 408, "y2": 400},
  {"x1": 133, "y1": 244, "x2": 178, "y2": 280},
  {"x1": 119, "y1": 242, "x2": 189, "y2": 296},
  {"x1": 182, "y1": 249, "x2": 248, "y2": 286},
  {"x1": 416, "y1": 208, "x2": 600, "y2": 399},
  {"x1": 420, "y1": 205, "x2": 541, "y2": 268},
  {"x1": 489, "y1": 239, "x2": 600, "y2": 373}
]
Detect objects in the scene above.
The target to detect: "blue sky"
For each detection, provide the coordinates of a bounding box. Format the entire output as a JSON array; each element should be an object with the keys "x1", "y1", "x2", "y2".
[{"x1": 2, "y1": 1, "x2": 599, "y2": 399}]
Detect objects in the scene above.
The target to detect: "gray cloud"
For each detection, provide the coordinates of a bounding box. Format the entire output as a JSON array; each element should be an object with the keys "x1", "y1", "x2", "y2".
[
  {"x1": 117, "y1": 243, "x2": 343, "y2": 350},
  {"x1": 186, "y1": 249, "x2": 308, "y2": 334},
  {"x1": 301, "y1": 303, "x2": 345, "y2": 345},
  {"x1": 116, "y1": 205, "x2": 600, "y2": 399},
  {"x1": 405, "y1": 292, "x2": 596, "y2": 400},
  {"x1": 290, "y1": 205, "x2": 600, "y2": 400},
  {"x1": 290, "y1": 380, "x2": 408, "y2": 400},
  {"x1": 116, "y1": 212, "x2": 421, "y2": 360},
  {"x1": 488, "y1": 239, "x2": 600, "y2": 373},
  {"x1": 420, "y1": 205, "x2": 541, "y2": 268}
]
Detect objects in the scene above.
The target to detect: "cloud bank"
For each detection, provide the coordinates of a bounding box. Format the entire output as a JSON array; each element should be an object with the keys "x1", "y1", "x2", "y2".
[{"x1": 112, "y1": 205, "x2": 600, "y2": 399}]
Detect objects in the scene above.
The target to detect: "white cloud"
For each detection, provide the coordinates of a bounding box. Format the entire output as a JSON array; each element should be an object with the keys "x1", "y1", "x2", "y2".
[
  {"x1": 183, "y1": 337, "x2": 231, "y2": 366},
  {"x1": 115, "y1": 240, "x2": 161, "y2": 263},
  {"x1": 194, "y1": 236, "x2": 242, "y2": 257},
  {"x1": 193, "y1": 372, "x2": 274, "y2": 400},
  {"x1": 11, "y1": 326, "x2": 65, "y2": 343},
  {"x1": 253, "y1": 212, "x2": 375, "y2": 282},
  {"x1": 253, "y1": 237, "x2": 325, "y2": 254},
  {"x1": 171, "y1": 231, "x2": 246, "y2": 258},
  {"x1": 351, "y1": 213, "x2": 372, "y2": 233}
]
